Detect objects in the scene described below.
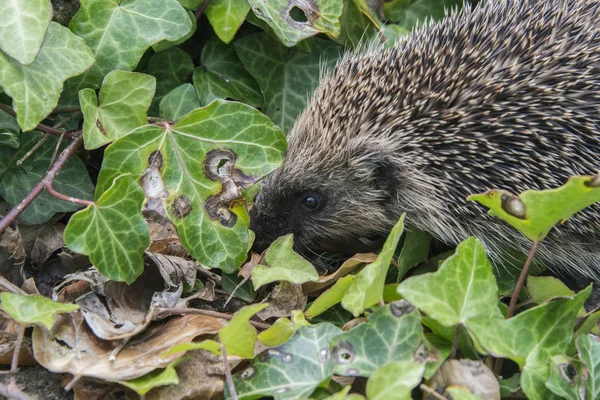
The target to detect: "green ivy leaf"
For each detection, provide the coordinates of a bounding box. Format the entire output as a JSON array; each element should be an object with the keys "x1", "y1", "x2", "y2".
[
  {"x1": 333, "y1": 0, "x2": 376, "y2": 49},
  {"x1": 365, "y1": 360, "x2": 425, "y2": 400},
  {"x1": 577, "y1": 335, "x2": 600, "y2": 399},
  {"x1": 545, "y1": 355, "x2": 583, "y2": 400},
  {"x1": 247, "y1": 0, "x2": 343, "y2": 46},
  {"x1": 152, "y1": 10, "x2": 196, "y2": 53},
  {"x1": 219, "y1": 303, "x2": 268, "y2": 358},
  {"x1": 251, "y1": 234, "x2": 319, "y2": 290},
  {"x1": 467, "y1": 287, "x2": 591, "y2": 400},
  {"x1": 222, "y1": 273, "x2": 257, "y2": 303},
  {"x1": 444, "y1": 387, "x2": 484, "y2": 400},
  {"x1": 146, "y1": 47, "x2": 194, "y2": 115},
  {"x1": 80, "y1": 71, "x2": 156, "y2": 150},
  {"x1": 0, "y1": 292, "x2": 79, "y2": 330},
  {"x1": 119, "y1": 359, "x2": 182, "y2": 395},
  {"x1": 68, "y1": 0, "x2": 192, "y2": 93},
  {"x1": 341, "y1": 215, "x2": 405, "y2": 317},
  {"x1": 384, "y1": 0, "x2": 464, "y2": 30},
  {"x1": 161, "y1": 339, "x2": 222, "y2": 357},
  {"x1": 159, "y1": 83, "x2": 200, "y2": 121},
  {"x1": 231, "y1": 323, "x2": 342, "y2": 399},
  {"x1": 330, "y1": 302, "x2": 429, "y2": 376},
  {"x1": 0, "y1": 23, "x2": 94, "y2": 131},
  {"x1": 97, "y1": 100, "x2": 286, "y2": 273},
  {"x1": 397, "y1": 228, "x2": 431, "y2": 281},
  {"x1": 397, "y1": 237, "x2": 503, "y2": 327},
  {"x1": 305, "y1": 275, "x2": 355, "y2": 319},
  {"x1": 0, "y1": 0, "x2": 52, "y2": 65},
  {"x1": 235, "y1": 33, "x2": 342, "y2": 132},
  {"x1": 469, "y1": 175, "x2": 600, "y2": 242},
  {"x1": 194, "y1": 37, "x2": 262, "y2": 108},
  {"x1": 64, "y1": 175, "x2": 150, "y2": 284},
  {"x1": 205, "y1": 0, "x2": 251, "y2": 44},
  {"x1": 0, "y1": 109, "x2": 20, "y2": 149},
  {"x1": 527, "y1": 276, "x2": 575, "y2": 305},
  {"x1": 0, "y1": 132, "x2": 94, "y2": 224}
]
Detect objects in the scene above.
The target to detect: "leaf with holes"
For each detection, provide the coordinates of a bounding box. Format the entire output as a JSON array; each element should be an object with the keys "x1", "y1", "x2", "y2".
[
  {"x1": 64, "y1": 175, "x2": 150, "y2": 284},
  {"x1": 79, "y1": 71, "x2": 156, "y2": 150},
  {"x1": 159, "y1": 83, "x2": 200, "y2": 121},
  {"x1": 0, "y1": 23, "x2": 94, "y2": 131},
  {"x1": 231, "y1": 323, "x2": 342, "y2": 399},
  {"x1": 467, "y1": 287, "x2": 591, "y2": 400},
  {"x1": 67, "y1": 0, "x2": 192, "y2": 94},
  {"x1": 247, "y1": 0, "x2": 343, "y2": 46},
  {"x1": 0, "y1": 292, "x2": 79, "y2": 330},
  {"x1": 469, "y1": 175, "x2": 600, "y2": 242},
  {"x1": 577, "y1": 335, "x2": 600, "y2": 400},
  {"x1": 205, "y1": 0, "x2": 251, "y2": 43},
  {"x1": 145, "y1": 47, "x2": 194, "y2": 115},
  {"x1": 251, "y1": 234, "x2": 319, "y2": 290},
  {"x1": 194, "y1": 37, "x2": 262, "y2": 108},
  {"x1": 235, "y1": 33, "x2": 342, "y2": 132},
  {"x1": 0, "y1": 0, "x2": 52, "y2": 65},
  {"x1": 341, "y1": 215, "x2": 405, "y2": 317},
  {"x1": 96, "y1": 100, "x2": 286, "y2": 273},
  {"x1": 0, "y1": 132, "x2": 94, "y2": 224},
  {"x1": 330, "y1": 302, "x2": 432, "y2": 376},
  {"x1": 397, "y1": 237, "x2": 503, "y2": 327}
]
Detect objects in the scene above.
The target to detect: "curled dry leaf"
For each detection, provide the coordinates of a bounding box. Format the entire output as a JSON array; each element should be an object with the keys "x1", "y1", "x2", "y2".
[
  {"x1": 33, "y1": 313, "x2": 222, "y2": 381},
  {"x1": 147, "y1": 220, "x2": 189, "y2": 258},
  {"x1": 147, "y1": 252, "x2": 197, "y2": 289},
  {"x1": 31, "y1": 223, "x2": 65, "y2": 267},
  {"x1": 256, "y1": 281, "x2": 307, "y2": 320},
  {"x1": 427, "y1": 359, "x2": 500, "y2": 400},
  {"x1": 303, "y1": 253, "x2": 377, "y2": 295}
]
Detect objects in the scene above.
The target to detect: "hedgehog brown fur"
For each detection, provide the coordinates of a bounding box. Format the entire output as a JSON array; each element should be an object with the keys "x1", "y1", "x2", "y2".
[{"x1": 249, "y1": 0, "x2": 600, "y2": 280}]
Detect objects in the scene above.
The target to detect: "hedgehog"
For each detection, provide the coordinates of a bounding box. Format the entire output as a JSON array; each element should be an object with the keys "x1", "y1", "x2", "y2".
[{"x1": 249, "y1": 0, "x2": 600, "y2": 281}]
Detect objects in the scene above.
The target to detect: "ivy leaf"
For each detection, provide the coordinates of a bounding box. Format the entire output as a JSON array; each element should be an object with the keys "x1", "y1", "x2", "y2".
[
  {"x1": 219, "y1": 303, "x2": 268, "y2": 358},
  {"x1": 161, "y1": 339, "x2": 222, "y2": 357},
  {"x1": 247, "y1": 0, "x2": 343, "y2": 46},
  {"x1": 467, "y1": 287, "x2": 591, "y2": 400},
  {"x1": 469, "y1": 175, "x2": 600, "y2": 242},
  {"x1": 67, "y1": 0, "x2": 192, "y2": 93},
  {"x1": 0, "y1": 0, "x2": 52, "y2": 65},
  {"x1": 151, "y1": 10, "x2": 196, "y2": 53},
  {"x1": 545, "y1": 355, "x2": 583, "y2": 400},
  {"x1": 366, "y1": 360, "x2": 425, "y2": 400},
  {"x1": 205, "y1": 0, "x2": 251, "y2": 44},
  {"x1": 119, "y1": 359, "x2": 182, "y2": 395},
  {"x1": 0, "y1": 292, "x2": 79, "y2": 330},
  {"x1": 0, "y1": 109, "x2": 20, "y2": 149},
  {"x1": 97, "y1": 100, "x2": 286, "y2": 273},
  {"x1": 251, "y1": 234, "x2": 319, "y2": 290},
  {"x1": 577, "y1": 335, "x2": 600, "y2": 399},
  {"x1": 397, "y1": 237, "x2": 503, "y2": 327},
  {"x1": 0, "y1": 23, "x2": 94, "y2": 131},
  {"x1": 235, "y1": 33, "x2": 342, "y2": 132},
  {"x1": 0, "y1": 132, "x2": 94, "y2": 224},
  {"x1": 444, "y1": 387, "x2": 485, "y2": 400},
  {"x1": 159, "y1": 83, "x2": 200, "y2": 122},
  {"x1": 384, "y1": 0, "x2": 464, "y2": 30},
  {"x1": 64, "y1": 175, "x2": 151, "y2": 284},
  {"x1": 527, "y1": 276, "x2": 575, "y2": 305},
  {"x1": 194, "y1": 37, "x2": 262, "y2": 108},
  {"x1": 79, "y1": 71, "x2": 156, "y2": 150},
  {"x1": 257, "y1": 311, "x2": 308, "y2": 347},
  {"x1": 145, "y1": 47, "x2": 194, "y2": 115},
  {"x1": 397, "y1": 228, "x2": 431, "y2": 281},
  {"x1": 341, "y1": 215, "x2": 405, "y2": 317},
  {"x1": 305, "y1": 275, "x2": 355, "y2": 319},
  {"x1": 231, "y1": 323, "x2": 342, "y2": 399},
  {"x1": 330, "y1": 302, "x2": 431, "y2": 376},
  {"x1": 334, "y1": 0, "x2": 376, "y2": 50}
]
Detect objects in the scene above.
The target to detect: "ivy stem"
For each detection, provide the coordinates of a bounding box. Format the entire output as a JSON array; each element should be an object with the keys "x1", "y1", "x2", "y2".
[
  {"x1": 195, "y1": 0, "x2": 211, "y2": 19},
  {"x1": 0, "y1": 104, "x2": 79, "y2": 139},
  {"x1": 45, "y1": 183, "x2": 94, "y2": 207},
  {"x1": 0, "y1": 135, "x2": 85, "y2": 236},
  {"x1": 16, "y1": 135, "x2": 49, "y2": 166},
  {"x1": 450, "y1": 324, "x2": 460, "y2": 359},
  {"x1": 222, "y1": 343, "x2": 239, "y2": 400},
  {"x1": 507, "y1": 240, "x2": 540, "y2": 319}
]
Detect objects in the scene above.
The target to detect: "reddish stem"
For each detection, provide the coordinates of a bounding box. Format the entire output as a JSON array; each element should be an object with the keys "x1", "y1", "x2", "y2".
[
  {"x1": 0, "y1": 104, "x2": 78, "y2": 139},
  {"x1": 0, "y1": 135, "x2": 85, "y2": 235},
  {"x1": 45, "y1": 184, "x2": 93, "y2": 207},
  {"x1": 450, "y1": 324, "x2": 460, "y2": 359},
  {"x1": 195, "y1": 0, "x2": 212, "y2": 19}
]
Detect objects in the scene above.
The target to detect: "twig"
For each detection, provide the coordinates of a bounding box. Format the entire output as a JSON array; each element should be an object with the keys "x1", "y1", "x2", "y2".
[
  {"x1": 0, "y1": 104, "x2": 78, "y2": 139},
  {"x1": 45, "y1": 184, "x2": 93, "y2": 207},
  {"x1": 0, "y1": 135, "x2": 85, "y2": 236},
  {"x1": 221, "y1": 343, "x2": 238, "y2": 400},
  {"x1": 223, "y1": 276, "x2": 250, "y2": 308},
  {"x1": 507, "y1": 241, "x2": 540, "y2": 318},
  {"x1": 419, "y1": 384, "x2": 447, "y2": 400},
  {"x1": 450, "y1": 324, "x2": 460, "y2": 359},
  {"x1": 0, "y1": 276, "x2": 27, "y2": 295},
  {"x1": 16, "y1": 135, "x2": 49, "y2": 166},
  {"x1": 156, "y1": 307, "x2": 270, "y2": 330},
  {"x1": 51, "y1": 111, "x2": 82, "y2": 131},
  {"x1": 50, "y1": 106, "x2": 81, "y2": 115},
  {"x1": 195, "y1": 0, "x2": 211, "y2": 19},
  {"x1": 0, "y1": 383, "x2": 33, "y2": 400},
  {"x1": 10, "y1": 325, "x2": 25, "y2": 387},
  {"x1": 49, "y1": 131, "x2": 66, "y2": 166}
]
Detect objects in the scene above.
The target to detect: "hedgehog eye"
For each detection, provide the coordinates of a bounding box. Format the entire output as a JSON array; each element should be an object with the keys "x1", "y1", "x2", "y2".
[{"x1": 299, "y1": 193, "x2": 325, "y2": 212}]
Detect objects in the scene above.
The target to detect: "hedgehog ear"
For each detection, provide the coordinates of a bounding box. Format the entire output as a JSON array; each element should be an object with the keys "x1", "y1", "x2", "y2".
[{"x1": 371, "y1": 155, "x2": 397, "y2": 201}]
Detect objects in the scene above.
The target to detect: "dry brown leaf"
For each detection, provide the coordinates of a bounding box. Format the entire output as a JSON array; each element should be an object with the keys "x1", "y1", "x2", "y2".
[
  {"x1": 238, "y1": 252, "x2": 262, "y2": 280},
  {"x1": 256, "y1": 282, "x2": 307, "y2": 320},
  {"x1": 31, "y1": 223, "x2": 65, "y2": 267},
  {"x1": 427, "y1": 359, "x2": 500, "y2": 400},
  {"x1": 302, "y1": 253, "x2": 377, "y2": 294},
  {"x1": 0, "y1": 221, "x2": 26, "y2": 282},
  {"x1": 33, "y1": 313, "x2": 222, "y2": 381},
  {"x1": 147, "y1": 253, "x2": 197, "y2": 289},
  {"x1": 148, "y1": 221, "x2": 189, "y2": 258}
]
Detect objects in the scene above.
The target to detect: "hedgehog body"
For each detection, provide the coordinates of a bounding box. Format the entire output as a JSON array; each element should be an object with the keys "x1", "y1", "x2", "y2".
[{"x1": 250, "y1": 0, "x2": 600, "y2": 280}]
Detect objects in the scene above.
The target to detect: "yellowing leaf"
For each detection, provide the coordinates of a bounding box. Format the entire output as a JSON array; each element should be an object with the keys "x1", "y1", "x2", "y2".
[{"x1": 219, "y1": 303, "x2": 268, "y2": 358}]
